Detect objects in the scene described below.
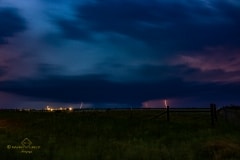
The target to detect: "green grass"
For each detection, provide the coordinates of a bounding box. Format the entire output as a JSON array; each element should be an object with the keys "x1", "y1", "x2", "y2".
[{"x1": 0, "y1": 110, "x2": 240, "y2": 160}]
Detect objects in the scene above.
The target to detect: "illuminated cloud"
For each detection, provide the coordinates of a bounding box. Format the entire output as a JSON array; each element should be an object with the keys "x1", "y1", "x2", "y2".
[{"x1": 172, "y1": 47, "x2": 240, "y2": 82}]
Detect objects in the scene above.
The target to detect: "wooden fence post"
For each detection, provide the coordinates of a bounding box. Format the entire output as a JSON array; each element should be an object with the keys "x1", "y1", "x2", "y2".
[
  {"x1": 210, "y1": 103, "x2": 217, "y2": 127},
  {"x1": 223, "y1": 106, "x2": 228, "y2": 122},
  {"x1": 214, "y1": 104, "x2": 217, "y2": 122},
  {"x1": 167, "y1": 106, "x2": 170, "y2": 122}
]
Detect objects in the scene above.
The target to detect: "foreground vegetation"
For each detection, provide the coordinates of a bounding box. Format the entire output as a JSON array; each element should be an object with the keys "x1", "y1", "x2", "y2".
[{"x1": 0, "y1": 109, "x2": 240, "y2": 160}]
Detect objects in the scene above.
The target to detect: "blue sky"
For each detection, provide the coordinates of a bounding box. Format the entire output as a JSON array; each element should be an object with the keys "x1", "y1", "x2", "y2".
[{"x1": 0, "y1": 0, "x2": 240, "y2": 108}]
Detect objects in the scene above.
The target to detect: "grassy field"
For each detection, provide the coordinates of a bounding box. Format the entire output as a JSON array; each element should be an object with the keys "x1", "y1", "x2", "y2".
[{"x1": 0, "y1": 109, "x2": 240, "y2": 160}]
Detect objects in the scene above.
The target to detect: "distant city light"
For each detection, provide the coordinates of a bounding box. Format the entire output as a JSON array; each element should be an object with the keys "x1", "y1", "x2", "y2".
[
  {"x1": 45, "y1": 105, "x2": 76, "y2": 112},
  {"x1": 46, "y1": 106, "x2": 51, "y2": 111}
]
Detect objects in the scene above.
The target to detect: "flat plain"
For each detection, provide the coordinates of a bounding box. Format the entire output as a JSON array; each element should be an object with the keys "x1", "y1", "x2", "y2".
[{"x1": 0, "y1": 109, "x2": 240, "y2": 160}]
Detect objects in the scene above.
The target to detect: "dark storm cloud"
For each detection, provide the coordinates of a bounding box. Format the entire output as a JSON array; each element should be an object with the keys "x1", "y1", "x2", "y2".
[
  {"x1": 54, "y1": 0, "x2": 239, "y2": 52},
  {"x1": 133, "y1": 59, "x2": 240, "y2": 84},
  {"x1": 136, "y1": 64, "x2": 182, "y2": 80},
  {"x1": 36, "y1": 63, "x2": 67, "y2": 76},
  {"x1": 1, "y1": 72, "x2": 239, "y2": 105},
  {"x1": 0, "y1": 75, "x2": 182, "y2": 103},
  {"x1": 178, "y1": 65, "x2": 240, "y2": 83},
  {"x1": 0, "y1": 8, "x2": 27, "y2": 44},
  {"x1": 0, "y1": 66, "x2": 7, "y2": 77},
  {"x1": 216, "y1": 1, "x2": 240, "y2": 22},
  {"x1": 57, "y1": 19, "x2": 92, "y2": 41}
]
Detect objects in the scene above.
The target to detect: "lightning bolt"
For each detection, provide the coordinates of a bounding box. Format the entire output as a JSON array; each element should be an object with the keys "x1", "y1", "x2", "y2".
[{"x1": 164, "y1": 99, "x2": 168, "y2": 108}]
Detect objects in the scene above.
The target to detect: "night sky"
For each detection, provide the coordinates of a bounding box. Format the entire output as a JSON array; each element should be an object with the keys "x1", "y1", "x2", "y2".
[{"x1": 0, "y1": 0, "x2": 240, "y2": 108}]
